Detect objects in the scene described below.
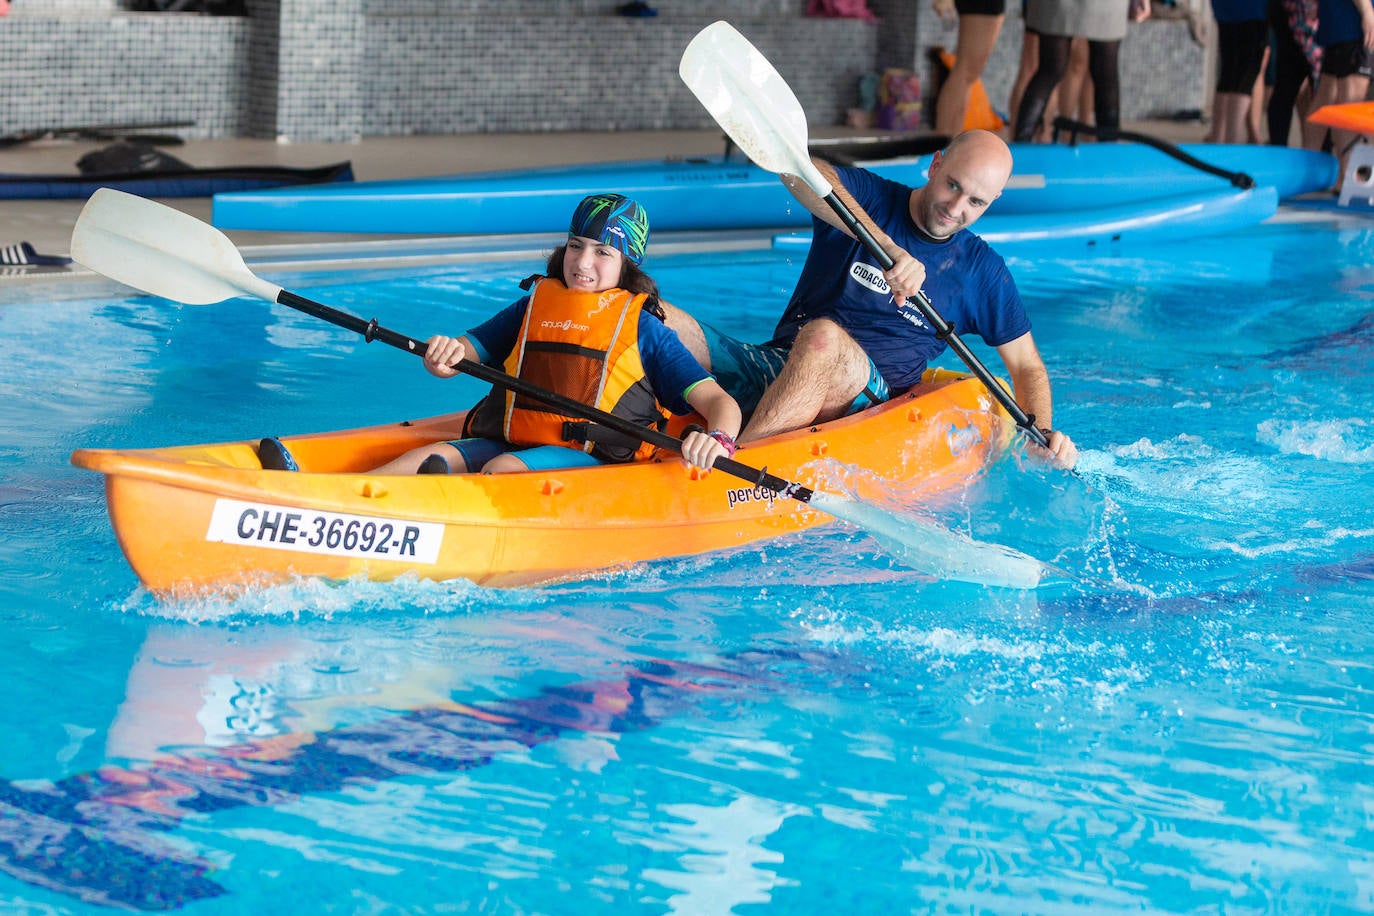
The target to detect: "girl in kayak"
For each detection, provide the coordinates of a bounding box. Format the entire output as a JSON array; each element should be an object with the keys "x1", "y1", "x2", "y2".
[{"x1": 260, "y1": 193, "x2": 740, "y2": 475}]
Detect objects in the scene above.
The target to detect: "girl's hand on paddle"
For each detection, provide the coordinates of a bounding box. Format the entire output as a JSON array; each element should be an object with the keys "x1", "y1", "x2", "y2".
[
  {"x1": 678, "y1": 431, "x2": 730, "y2": 472},
  {"x1": 423, "y1": 335, "x2": 466, "y2": 379},
  {"x1": 681, "y1": 379, "x2": 742, "y2": 471}
]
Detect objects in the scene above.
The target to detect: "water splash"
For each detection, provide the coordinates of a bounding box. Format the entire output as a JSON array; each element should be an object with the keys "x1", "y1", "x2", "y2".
[
  {"x1": 117, "y1": 572, "x2": 550, "y2": 624},
  {"x1": 1257, "y1": 417, "x2": 1374, "y2": 464},
  {"x1": 807, "y1": 491, "x2": 1048, "y2": 589}
]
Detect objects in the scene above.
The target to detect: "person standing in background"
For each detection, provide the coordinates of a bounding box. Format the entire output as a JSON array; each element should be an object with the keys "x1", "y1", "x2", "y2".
[
  {"x1": 1009, "y1": 34, "x2": 1093, "y2": 140},
  {"x1": 1208, "y1": 0, "x2": 1271, "y2": 142},
  {"x1": 1013, "y1": 0, "x2": 1151, "y2": 142},
  {"x1": 1267, "y1": 0, "x2": 1325, "y2": 146},
  {"x1": 1309, "y1": 0, "x2": 1374, "y2": 179},
  {"x1": 1007, "y1": 5, "x2": 1052, "y2": 140},
  {"x1": 932, "y1": 0, "x2": 1009, "y2": 135},
  {"x1": 1060, "y1": 38, "x2": 1095, "y2": 126}
]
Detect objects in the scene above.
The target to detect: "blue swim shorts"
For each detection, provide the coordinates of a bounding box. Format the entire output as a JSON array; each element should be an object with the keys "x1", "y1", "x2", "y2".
[
  {"x1": 449, "y1": 437, "x2": 605, "y2": 472},
  {"x1": 698, "y1": 320, "x2": 889, "y2": 418}
]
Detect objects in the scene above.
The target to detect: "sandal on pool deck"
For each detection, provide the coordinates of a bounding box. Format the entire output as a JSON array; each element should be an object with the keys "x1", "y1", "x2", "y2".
[{"x1": 1, "y1": 241, "x2": 72, "y2": 267}]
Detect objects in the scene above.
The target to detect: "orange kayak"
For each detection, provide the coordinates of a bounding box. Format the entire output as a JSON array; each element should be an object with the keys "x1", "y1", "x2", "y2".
[
  {"x1": 71, "y1": 369, "x2": 1013, "y2": 596},
  {"x1": 1307, "y1": 102, "x2": 1374, "y2": 133}
]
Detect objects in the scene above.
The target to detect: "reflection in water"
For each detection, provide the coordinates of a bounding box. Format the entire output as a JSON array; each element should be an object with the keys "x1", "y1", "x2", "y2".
[
  {"x1": 2, "y1": 631, "x2": 794, "y2": 911},
  {"x1": 644, "y1": 795, "x2": 797, "y2": 914}
]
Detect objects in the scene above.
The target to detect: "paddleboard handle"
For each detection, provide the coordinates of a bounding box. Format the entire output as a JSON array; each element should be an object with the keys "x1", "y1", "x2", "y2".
[{"x1": 1053, "y1": 116, "x2": 1256, "y2": 190}]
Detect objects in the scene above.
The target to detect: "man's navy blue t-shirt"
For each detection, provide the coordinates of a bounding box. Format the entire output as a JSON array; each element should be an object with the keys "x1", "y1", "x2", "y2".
[{"x1": 769, "y1": 165, "x2": 1030, "y2": 391}]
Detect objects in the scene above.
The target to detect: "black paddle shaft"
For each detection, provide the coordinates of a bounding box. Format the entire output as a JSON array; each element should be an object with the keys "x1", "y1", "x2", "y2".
[
  {"x1": 817, "y1": 195, "x2": 1051, "y2": 449},
  {"x1": 274, "y1": 290, "x2": 816, "y2": 503}
]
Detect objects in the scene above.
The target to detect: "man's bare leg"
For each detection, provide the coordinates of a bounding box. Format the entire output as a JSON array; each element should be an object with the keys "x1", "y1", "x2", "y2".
[
  {"x1": 658, "y1": 300, "x2": 712, "y2": 369},
  {"x1": 739, "y1": 319, "x2": 871, "y2": 443}
]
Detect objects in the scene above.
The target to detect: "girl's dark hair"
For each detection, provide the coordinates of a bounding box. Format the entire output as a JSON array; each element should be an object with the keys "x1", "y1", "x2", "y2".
[{"x1": 546, "y1": 244, "x2": 660, "y2": 299}]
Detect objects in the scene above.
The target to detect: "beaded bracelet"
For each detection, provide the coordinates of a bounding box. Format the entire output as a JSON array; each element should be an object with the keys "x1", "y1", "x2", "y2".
[{"x1": 707, "y1": 429, "x2": 737, "y2": 457}]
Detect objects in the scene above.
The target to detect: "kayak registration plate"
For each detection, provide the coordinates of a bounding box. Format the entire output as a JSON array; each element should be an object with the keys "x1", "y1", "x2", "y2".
[{"x1": 205, "y1": 498, "x2": 443, "y2": 564}]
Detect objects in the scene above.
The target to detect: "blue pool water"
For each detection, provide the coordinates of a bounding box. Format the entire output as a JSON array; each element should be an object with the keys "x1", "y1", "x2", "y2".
[{"x1": 2, "y1": 210, "x2": 1373, "y2": 912}]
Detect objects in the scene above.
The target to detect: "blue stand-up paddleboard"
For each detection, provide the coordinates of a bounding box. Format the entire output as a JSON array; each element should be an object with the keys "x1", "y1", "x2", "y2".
[{"x1": 211, "y1": 143, "x2": 1333, "y2": 239}]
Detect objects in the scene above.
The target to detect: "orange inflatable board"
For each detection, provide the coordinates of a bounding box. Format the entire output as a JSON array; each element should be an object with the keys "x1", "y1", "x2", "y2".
[
  {"x1": 938, "y1": 49, "x2": 1006, "y2": 133},
  {"x1": 1307, "y1": 102, "x2": 1374, "y2": 134}
]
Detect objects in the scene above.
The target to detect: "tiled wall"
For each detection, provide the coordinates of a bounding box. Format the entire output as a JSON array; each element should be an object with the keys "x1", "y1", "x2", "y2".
[
  {"x1": 0, "y1": 7, "x2": 252, "y2": 139},
  {"x1": 360, "y1": 15, "x2": 876, "y2": 138},
  {"x1": 0, "y1": 0, "x2": 1205, "y2": 144}
]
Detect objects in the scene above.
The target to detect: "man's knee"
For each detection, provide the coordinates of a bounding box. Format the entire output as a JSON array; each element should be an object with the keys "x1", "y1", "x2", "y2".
[
  {"x1": 792, "y1": 320, "x2": 868, "y2": 380},
  {"x1": 784, "y1": 319, "x2": 874, "y2": 417},
  {"x1": 792, "y1": 318, "x2": 849, "y2": 356},
  {"x1": 659, "y1": 301, "x2": 711, "y2": 369}
]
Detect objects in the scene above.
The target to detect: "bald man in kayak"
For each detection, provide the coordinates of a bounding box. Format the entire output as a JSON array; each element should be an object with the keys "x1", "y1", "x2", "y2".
[{"x1": 663, "y1": 129, "x2": 1078, "y2": 470}]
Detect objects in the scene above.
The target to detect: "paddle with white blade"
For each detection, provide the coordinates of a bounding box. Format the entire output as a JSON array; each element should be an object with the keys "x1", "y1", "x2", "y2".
[
  {"x1": 70, "y1": 187, "x2": 1048, "y2": 588},
  {"x1": 679, "y1": 20, "x2": 1051, "y2": 451}
]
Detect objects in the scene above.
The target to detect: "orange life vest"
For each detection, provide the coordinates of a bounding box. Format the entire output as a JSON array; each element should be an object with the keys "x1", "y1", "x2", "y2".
[{"x1": 464, "y1": 277, "x2": 668, "y2": 462}]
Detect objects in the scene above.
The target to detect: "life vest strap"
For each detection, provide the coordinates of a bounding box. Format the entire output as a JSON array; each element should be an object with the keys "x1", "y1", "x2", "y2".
[{"x1": 562, "y1": 420, "x2": 662, "y2": 453}]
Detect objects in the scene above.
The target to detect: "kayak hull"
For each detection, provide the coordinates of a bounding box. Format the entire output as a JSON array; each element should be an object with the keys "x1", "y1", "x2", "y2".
[{"x1": 72, "y1": 369, "x2": 1012, "y2": 596}]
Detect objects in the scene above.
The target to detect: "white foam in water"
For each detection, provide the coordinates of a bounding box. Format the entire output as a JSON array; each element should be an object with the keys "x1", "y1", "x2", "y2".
[
  {"x1": 807, "y1": 491, "x2": 1047, "y2": 589},
  {"x1": 1109, "y1": 434, "x2": 1215, "y2": 461},
  {"x1": 119, "y1": 572, "x2": 546, "y2": 624},
  {"x1": 1200, "y1": 523, "x2": 1374, "y2": 560},
  {"x1": 1257, "y1": 417, "x2": 1374, "y2": 464}
]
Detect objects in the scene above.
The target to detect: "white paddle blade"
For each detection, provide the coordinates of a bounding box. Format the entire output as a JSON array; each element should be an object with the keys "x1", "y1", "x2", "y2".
[
  {"x1": 679, "y1": 21, "x2": 832, "y2": 196},
  {"x1": 71, "y1": 188, "x2": 282, "y2": 306},
  {"x1": 809, "y1": 491, "x2": 1046, "y2": 589}
]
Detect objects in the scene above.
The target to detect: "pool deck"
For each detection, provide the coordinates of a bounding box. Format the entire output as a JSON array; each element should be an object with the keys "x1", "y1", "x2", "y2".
[{"x1": 0, "y1": 120, "x2": 1209, "y2": 284}]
